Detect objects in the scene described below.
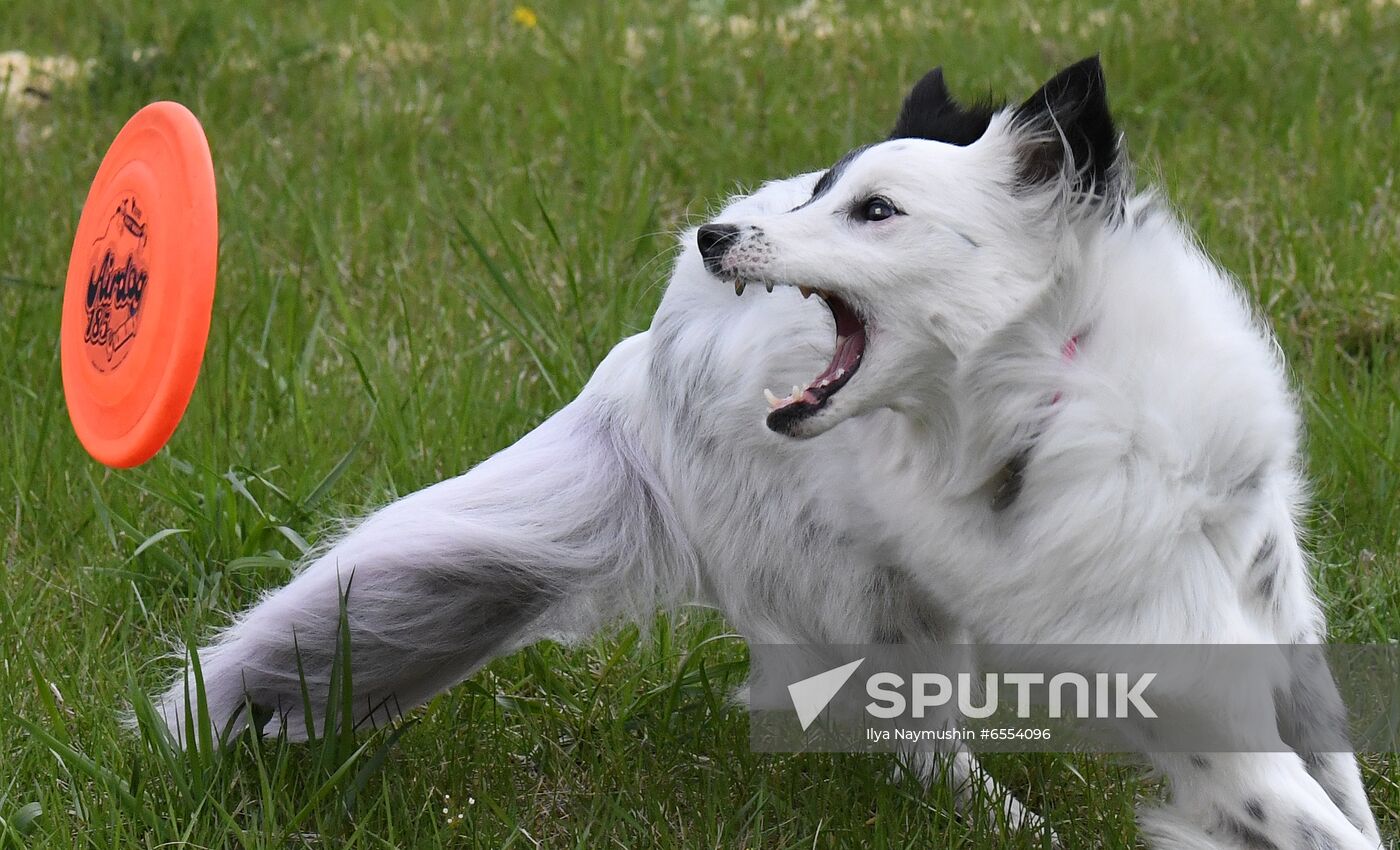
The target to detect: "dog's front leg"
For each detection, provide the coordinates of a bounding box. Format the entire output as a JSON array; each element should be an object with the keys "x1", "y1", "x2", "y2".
[
  {"x1": 1132, "y1": 646, "x2": 1379, "y2": 850},
  {"x1": 1277, "y1": 653, "x2": 1382, "y2": 845},
  {"x1": 1255, "y1": 531, "x2": 1383, "y2": 844},
  {"x1": 152, "y1": 400, "x2": 690, "y2": 744},
  {"x1": 1142, "y1": 751, "x2": 1381, "y2": 850}
]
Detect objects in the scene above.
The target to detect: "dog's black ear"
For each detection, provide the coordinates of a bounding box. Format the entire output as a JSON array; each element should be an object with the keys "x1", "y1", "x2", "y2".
[
  {"x1": 890, "y1": 67, "x2": 998, "y2": 147},
  {"x1": 1011, "y1": 56, "x2": 1120, "y2": 196}
]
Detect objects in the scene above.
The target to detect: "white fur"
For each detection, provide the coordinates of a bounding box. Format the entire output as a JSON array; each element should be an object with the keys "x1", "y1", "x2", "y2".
[{"x1": 152, "y1": 93, "x2": 1381, "y2": 849}]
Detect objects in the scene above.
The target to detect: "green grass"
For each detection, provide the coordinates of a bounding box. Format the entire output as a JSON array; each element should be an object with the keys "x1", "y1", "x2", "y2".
[{"x1": 1, "y1": 0, "x2": 1397, "y2": 846}]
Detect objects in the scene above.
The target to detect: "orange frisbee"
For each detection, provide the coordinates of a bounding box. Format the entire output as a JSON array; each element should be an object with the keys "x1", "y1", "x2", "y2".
[{"x1": 62, "y1": 102, "x2": 218, "y2": 468}]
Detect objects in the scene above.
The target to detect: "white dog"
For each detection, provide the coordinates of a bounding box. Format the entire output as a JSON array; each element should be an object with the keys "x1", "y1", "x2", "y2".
[{"x1": 155, "y1": 59, "x2": 1380, "y2": 848}]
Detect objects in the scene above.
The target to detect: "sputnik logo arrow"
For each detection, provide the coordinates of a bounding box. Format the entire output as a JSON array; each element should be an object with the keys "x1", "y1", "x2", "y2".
[{"x1": 787, "y1": 658, "x2": 865, "y2": 731}]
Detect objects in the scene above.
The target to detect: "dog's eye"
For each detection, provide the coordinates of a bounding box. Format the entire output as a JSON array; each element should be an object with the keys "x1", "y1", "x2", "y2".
[{"x1": 859, "y1": 196, "x2": 898, "y2": 222}]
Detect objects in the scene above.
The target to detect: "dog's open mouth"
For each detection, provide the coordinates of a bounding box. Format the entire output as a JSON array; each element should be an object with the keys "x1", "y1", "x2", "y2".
[{"x1": 747, "y1": 285, "x2": 867, "y2": 432}]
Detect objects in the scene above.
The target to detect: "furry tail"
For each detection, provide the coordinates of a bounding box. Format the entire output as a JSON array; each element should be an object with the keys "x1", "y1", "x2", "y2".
[{"x1": 153, "y1": 398, "x2": 691, "y2": 744}]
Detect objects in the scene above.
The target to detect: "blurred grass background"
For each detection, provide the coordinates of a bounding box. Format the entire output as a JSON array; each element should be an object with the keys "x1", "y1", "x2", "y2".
[{"x1": 0, "y1": 0, "x2": 1396, "y2": 846}]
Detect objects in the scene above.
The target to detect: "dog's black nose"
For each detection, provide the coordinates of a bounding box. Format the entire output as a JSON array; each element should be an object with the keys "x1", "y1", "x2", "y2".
[{"x1": 697, "y1": 223, "x2": 741, "y2": 272}]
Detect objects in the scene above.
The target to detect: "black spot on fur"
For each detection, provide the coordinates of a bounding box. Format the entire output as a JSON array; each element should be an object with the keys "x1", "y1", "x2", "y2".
[
  {"x1": 1221, "y1": 815, "x2": 1280, "y2": 850},
  {"x1": 801, "y1": 145, "x2": 872, "y2": 208},
  {"x1": 1256, "y1": 569, "x2": 1277, "y2": 602},
  {"x1": 1252, "y1": 534, "x2": 1279, "y2": 570},
  {"x1": 1252, "y1": 534, "x2": 1280, "y2": 603},
  {"x1": 990, "y1": 451, "x2": 1029, "y2": 512},
  {"x1": 1011, "y1": 55, "x2": 1119, "y2": 197},
  {"x1": 889, "y1": 67, "x2": 1001, "y2": 146},
  {"x1": 1244, "y1": 799, "x2": 1266, "y2": 822}
]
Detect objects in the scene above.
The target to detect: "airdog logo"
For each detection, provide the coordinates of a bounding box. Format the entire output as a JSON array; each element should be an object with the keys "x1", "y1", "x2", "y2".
[{"x1": 84, "y1": 195, "x2": 150, "y2": 372}]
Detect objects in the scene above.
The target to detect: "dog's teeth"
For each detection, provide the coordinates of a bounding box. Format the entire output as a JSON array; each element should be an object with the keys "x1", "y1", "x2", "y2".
[
  {"x1": 735, "y1": 280, "x2": 746, "y2": 296},
  {"x1": 764, "y1": 388, "x2": 782, "y2": 409},
  {"x1": 792, "y1": 384, "x2": 804, "y2": 400},
  {"x1": 799, "y1": 286, "x2": 814, "y2": 299},
  {"x1": 765, "y1": 281, "x2": 774, "y2": 293}
]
